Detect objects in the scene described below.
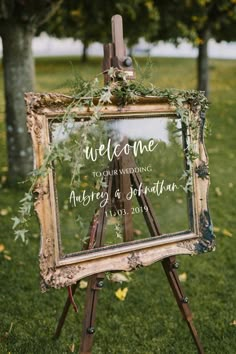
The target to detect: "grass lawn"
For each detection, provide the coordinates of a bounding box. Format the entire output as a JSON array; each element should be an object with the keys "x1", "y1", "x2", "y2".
[{"x1": 0, "y1": 56, "x2": 236, "y2": 354}]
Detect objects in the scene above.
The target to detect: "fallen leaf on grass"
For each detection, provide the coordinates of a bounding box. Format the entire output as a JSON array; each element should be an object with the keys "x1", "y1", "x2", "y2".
[
  {"x1": 110, "y1": 272, "x2": 130, "y2": 283},
  {"x1": 68, "y1": 343, "x2": 75, "y2": 352},
  {"x1": 222, "y1": 229, "x2": 233, "y2": 237},
  {"x1": 1, "y1": 175, "x2": 7, "y2": 184},
  {"x1": 79, "y1": 280, "x2": 88, "y2": 289},
  {"x1": 176, "y1": 198, "x2": 183, "y2": 204},
  {"x1": 213, "y1": 226, "x2": 220, "y2": 233},
  {"x1": 0, "y1": 244, "x2": 5, "y2": 252},
  {"x1": 179, "y1": 272, "x2": 187, "y2": 282},
  {"x1": 230, "y1": 320, "x2": 236, "y2": 326},
  {"x1": 133, "y1": 229, "x2": 142, "y2": 236},
  {"x1": 115, "y1": 287, "x2": 128, "y2": 301},
  {"x1": 0, "y1": 209, "x2": 8, "y2": 216},
  {"x1": 215, "y1": 187, "x2": 222, "y2": 197},
  {"x1": 4, "y1": 255, "x2": 11, "y2": 261}
]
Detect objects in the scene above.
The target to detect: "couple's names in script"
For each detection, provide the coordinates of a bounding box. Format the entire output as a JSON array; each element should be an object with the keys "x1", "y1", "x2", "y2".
[{"x1": 69, "y1": 180, "x2": 179, "y2": 208}]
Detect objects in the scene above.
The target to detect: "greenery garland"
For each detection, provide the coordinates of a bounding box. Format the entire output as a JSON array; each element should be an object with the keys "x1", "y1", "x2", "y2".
[{"x1": 12, "y1": 68, "x2": 209, "y2": 243}]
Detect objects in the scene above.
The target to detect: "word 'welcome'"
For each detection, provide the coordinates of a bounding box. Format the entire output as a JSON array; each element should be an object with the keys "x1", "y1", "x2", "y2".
[{"x1": 84, "y1": 138, "x2": 158, "y2": 162}]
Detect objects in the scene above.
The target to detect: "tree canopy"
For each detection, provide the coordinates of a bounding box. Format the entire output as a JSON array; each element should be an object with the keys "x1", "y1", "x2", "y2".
[
  {"x1": 153, "y1": 0, "x2": 236, "y2": 43},
  {"x1": 0, "y1": 0, "x2": 61, "y2": 28},
  {"x1": 41, "y1": 0, "x2": 159, "y2": 60},
  {"x1": 152, "y1": 0, "x2": 236, "y2": 95}
]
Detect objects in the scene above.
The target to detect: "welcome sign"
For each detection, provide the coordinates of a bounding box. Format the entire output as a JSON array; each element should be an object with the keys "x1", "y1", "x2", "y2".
[{"x1": 25, "y1": 93, "x2": 215, "y2": 290}]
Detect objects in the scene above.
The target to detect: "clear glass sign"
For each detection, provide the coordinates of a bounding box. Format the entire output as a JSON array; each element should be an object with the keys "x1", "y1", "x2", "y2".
[{"x1": 51, "y1": 117, "x2": 189, "y2": 256}]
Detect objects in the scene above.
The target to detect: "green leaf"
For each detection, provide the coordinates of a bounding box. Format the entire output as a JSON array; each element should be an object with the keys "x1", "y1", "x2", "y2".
[
  {"x1": 11, "y1": 216, "x2": 21, "y2": 230},
  {"x1": 20, "y1": 192, "x2": 33, "y2": 203},
  {"x1": 99, "y1": 87, "x2": 112, "y2": 104},
  {"x1": 14, "y1": 229, "x2": 29, "y2": 243}
]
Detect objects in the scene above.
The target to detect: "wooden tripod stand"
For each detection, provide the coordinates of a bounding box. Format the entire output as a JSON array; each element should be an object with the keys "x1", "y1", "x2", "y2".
[{"x1": 54, "y1": 15, "x2": 204, "y2": 354}]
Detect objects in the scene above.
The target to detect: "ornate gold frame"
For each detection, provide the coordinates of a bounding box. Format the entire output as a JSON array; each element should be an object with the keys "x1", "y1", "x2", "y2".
[{"x1": 25, "y1": 93, "x2": 215, "y2": 290}]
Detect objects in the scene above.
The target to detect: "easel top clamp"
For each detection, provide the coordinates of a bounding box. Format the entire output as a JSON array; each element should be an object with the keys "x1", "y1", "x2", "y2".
[{"x1": 103, "y1": 14, "x2": 135, "y2": 84}]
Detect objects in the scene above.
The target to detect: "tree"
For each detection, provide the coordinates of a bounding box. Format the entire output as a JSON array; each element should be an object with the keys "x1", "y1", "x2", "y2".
[
  {"x1": 0, "y1": 0, "x2": 62, "y2": 184},
  {"x1": 41, "y1": 0, "x2": 159, "y2": 62},
  {"x1": 154, "y1": 0, "x2": 236, "y2": 97}
]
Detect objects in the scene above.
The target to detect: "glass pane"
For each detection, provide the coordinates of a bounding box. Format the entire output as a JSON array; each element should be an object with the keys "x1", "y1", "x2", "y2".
[{"x1": 50, "y1": 117, "x2": 189, "y2": 256}]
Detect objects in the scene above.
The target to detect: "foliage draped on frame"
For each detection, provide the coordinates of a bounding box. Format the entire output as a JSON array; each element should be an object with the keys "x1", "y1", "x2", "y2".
[{"x1": 12, "y1": 69, "x2": 209, "y2": 243}]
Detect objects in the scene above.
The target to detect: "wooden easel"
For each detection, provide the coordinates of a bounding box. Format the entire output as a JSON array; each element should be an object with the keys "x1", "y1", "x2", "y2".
[{"x1": 54, "y1": 15, "x2": 204, "y2": 354}]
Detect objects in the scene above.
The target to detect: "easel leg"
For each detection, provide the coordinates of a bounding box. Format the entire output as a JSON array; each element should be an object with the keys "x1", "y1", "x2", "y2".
[
  {"x1": 162, "y1": 256, "x2": 204, "y2": 354},
  {"x1": 79, "y1": 273, "x2": 104, "y2": 354},
  {"x1": 54, "y1": 283, "x2": 78, "y2": 338},
  {"x1": 129, "y1": 156, "x2": 204, "y2": 353}
]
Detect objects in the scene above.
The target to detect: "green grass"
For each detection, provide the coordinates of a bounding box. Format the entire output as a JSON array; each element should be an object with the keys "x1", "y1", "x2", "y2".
[{"x1": 0, "y1": 56, "x2": 236, "y2": 353}]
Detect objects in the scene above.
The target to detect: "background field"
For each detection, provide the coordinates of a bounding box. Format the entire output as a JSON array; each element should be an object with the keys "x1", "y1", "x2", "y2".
[{"x1": 0, "y1": 56, "x2": 236, "y2": 354}]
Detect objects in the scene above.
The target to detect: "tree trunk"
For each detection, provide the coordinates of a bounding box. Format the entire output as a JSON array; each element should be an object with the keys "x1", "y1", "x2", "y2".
[
  {"x1": 197, "y1": 30, "x2": 210, "y2": 97},
  {"x1": 1, "y1": 23, "x2": 35, "y2": 184},
  {"x1": 81, "y1": 42, "x2": 88, "y2": 63}
]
